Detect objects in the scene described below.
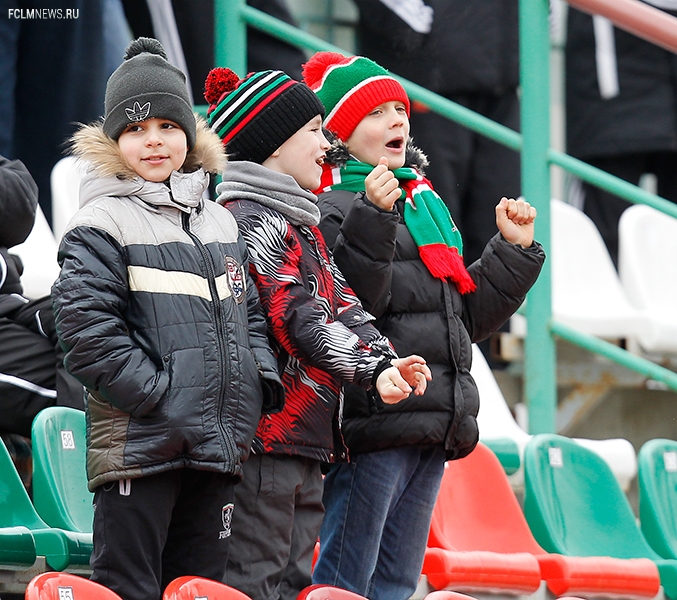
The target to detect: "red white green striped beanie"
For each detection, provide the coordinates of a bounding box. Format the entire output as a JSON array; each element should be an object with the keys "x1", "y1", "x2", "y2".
[
  {"x1": 204, "y1": 68, "x2": 325, "y2": 164},
  {"x1": 302, "y1": 52, "x2": 410, "y2": 142}
]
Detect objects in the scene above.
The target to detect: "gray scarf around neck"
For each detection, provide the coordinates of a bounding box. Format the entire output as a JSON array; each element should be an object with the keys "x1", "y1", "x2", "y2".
[{"x1": 215, "y1": 161, "x2": 321, "y2": 227}]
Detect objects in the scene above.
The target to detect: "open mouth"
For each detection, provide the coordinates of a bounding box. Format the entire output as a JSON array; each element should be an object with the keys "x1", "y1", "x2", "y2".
[
  {"x1": 385, "y1": 138, "x2": 404, "y2": 150},
  {"x1": 316, "y1": 156, "x2": 325, "y2": 166}
]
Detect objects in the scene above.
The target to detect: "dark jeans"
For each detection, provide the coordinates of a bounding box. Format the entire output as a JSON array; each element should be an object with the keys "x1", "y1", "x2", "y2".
[{"x1": 313, "y1": 446, "x2": 446, "y2": 600}]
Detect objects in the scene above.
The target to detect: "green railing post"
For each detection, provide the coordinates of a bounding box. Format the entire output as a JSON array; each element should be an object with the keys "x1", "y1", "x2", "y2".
[
  {"x1": 215, "y1": 0, "x2": 247, "y2": 75},
  {"x1": 519, "y1": 0, "x2": 557, "y2": 433}
]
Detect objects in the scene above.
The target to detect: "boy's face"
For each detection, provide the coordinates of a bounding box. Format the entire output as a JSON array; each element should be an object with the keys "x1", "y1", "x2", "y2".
[
  {"x1": 346, "y1": 100, "x2": 410, "y2": 170},
  {"x1": 262, "y1": 115, "x2": 330, "y2": 190},
  {"x1": 118, "y1": 118, "x2": 188, "y2": 182}
]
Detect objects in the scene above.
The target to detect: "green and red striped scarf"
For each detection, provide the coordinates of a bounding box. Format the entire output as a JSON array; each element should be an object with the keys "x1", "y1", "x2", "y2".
[{"x1": 317, "y1": 160, "x2": 476, "y2": 293}]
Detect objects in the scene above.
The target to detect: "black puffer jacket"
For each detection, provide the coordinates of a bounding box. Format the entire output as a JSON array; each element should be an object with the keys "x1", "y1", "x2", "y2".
[
  {"x1": 52, "y1": 120, "x2": 282, "y2": 490},
  {"x1": 318, "y1": 142, "x2": 545, "y2": 460},
  {"x1": 0, "y1": 156, "x2": 39, "y2": 315}
]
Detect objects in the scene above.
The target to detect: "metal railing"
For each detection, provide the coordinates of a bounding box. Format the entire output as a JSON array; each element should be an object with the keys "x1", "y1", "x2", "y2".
[{"x1": 215, "y1": 0, "x2": 677, "y2": 433}]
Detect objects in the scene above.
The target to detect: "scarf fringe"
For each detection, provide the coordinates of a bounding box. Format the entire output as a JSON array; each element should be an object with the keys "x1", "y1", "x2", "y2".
[{"x1": 419, "y1": 245, "x2": 477, "y2": 294}]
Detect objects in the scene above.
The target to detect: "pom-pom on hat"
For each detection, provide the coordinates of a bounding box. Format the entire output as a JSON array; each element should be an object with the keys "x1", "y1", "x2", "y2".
[
  {"x1": 302, "y1": 52, "x2": 410, "y2": 142},
  {"x1": 103, "y1": 37, "x2": 196, "y2": 149},
  {"x1": 205, "y1": 68, "x2": 325, "y2": 164}
]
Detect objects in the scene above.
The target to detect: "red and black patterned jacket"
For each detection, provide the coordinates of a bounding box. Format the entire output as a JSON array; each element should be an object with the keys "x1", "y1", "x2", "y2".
[{"x1": 217, "y1": 161, "x2": 397, "y2": 463}]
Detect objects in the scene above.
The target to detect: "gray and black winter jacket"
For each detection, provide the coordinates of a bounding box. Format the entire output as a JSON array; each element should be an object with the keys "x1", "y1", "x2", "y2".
[{"x1": 52, "y1": 119, "x2": 282, "y2": 490}]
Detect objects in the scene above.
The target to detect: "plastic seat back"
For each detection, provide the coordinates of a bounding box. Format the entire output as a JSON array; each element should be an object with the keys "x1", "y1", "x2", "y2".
[
  {"x1": 524, "y1": 433, "x2": 657, "y2": 560},
  {"x1": 163, "y1": 576, "x2": 253, "y2": 599},
  {"x1": 0, "y1": 436, "x2": 48, "y2": 531},
  {"x1": 550, "y1": 199, "x2": 647, "y2": 339},
  {"x1": 297, "y1": 584, "x2": 369, "y2": 599},
  {"x1": 25, "y1": 572, "x2": 123, "y2": 599},
  {"x1": 619, "y1": 204, "x2": 677, "y2": 352},
  {"x1": 638, "y1": 438, "x2": 677, "y2": 560},
  {"x1": 31, "y1": 407, "x2": 93, "y2": 533},
  {"x1": 429, "y1": 442, "x2": 543, "y2": 555},
  {"x1": 51, "y1": 155, "x2": 87, "y2": 242},
  {"x1": 0, "y1": 437, "x2": 92, "y2": 570},
  {"x1": 10, "y1": 204, "x2": 61, "y2": 299}
]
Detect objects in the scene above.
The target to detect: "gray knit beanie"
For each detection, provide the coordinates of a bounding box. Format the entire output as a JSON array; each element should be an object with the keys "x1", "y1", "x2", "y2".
[{"x1": 103, "y1": 37, "x2": 196, "y2": 149}]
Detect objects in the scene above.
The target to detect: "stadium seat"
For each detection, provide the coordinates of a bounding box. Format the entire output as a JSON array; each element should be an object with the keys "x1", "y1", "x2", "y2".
[
  {"x1": 25, "y1": 572, "x2": 122, "y2": 599},
  {"x1": 0, "y1": 436, "x2": 92, "y2": 571},
  {"x1": 0, "y1": 523, "x2": 36, "y2": 568},
  {"x1": 163, "y1": 575, "x2": 253, "y2": 599},
  {"x1": 50, "y1": 155, "x2": 87, "y2": 242},
  {"x1": 638, "y1": 438, "x2": 677, "y2": 560},
  {"x1": 296, "y1": 584, "x2": 368, "y2": 599},
  {"x1": 31, "y1": 406, "x2": 93, "y2": 533},
  {"x1": 423, "y1": 593, "x2": 482, "y2": 600},
  {"x1": 10, "y1": 204, "x2": 61, "y2": 299},
  {"x1": 516, "y1": 198, "x2": 649, "y2": 340},
  {"x1": 619, "y1": 203, "x2": 677, "y2": 353},
  {"x1": 472, "y1": 344, "x2": 637, "y2": 491},
  {"x1": 523, "y1": 433, "x2": 677, "y2": 599},
  {"x1": 422, "y1": 442, "x2": 660, "y2": 598}
]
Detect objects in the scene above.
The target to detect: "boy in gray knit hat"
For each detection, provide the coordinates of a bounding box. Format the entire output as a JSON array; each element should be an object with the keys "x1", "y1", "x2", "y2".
[{"x1": 52, "y1": 38, "x2": 283, "y2": 600}]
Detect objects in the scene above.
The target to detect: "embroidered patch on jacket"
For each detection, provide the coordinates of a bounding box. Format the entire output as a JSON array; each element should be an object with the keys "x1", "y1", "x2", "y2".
[
  {"x1": 225, "y1": 256, "x2": 245, "y2": 304},
  {"x1": 125, "y1": 101, "x2": 151, "y2": 122},
  {"x1": 220, "y1": 503, "x2": 234, "y2": 539}
]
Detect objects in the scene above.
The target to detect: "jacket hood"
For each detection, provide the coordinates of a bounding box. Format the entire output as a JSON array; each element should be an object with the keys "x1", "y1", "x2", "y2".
[
  {"x1": 69, "y1": 116, "x2": 226, "y2": 180},
  {"x1": 324, "y1": 129, "x2": 429, "y2": 174}
]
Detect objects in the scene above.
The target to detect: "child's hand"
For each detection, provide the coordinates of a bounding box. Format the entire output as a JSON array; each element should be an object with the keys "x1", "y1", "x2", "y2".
[
  {"x1": 365, "y1": 157, "x2": 400, "y2": 211},
  {"x1": 392, "y1": 355, "x2": 431, "y2": 396},
  {"x1": 375, "y1": 355, "x2": 432, "y2": 404},
  {"x1": 495, "y1": 196, "x2": 537, "y2": 248}
]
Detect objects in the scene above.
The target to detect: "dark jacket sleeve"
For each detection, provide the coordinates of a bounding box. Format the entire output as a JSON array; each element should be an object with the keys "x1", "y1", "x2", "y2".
[
  {"x1": 52, "y1": 226, "x2": 169, "y2": 417},
  {"x1": 318, "y1": 190, "x2": 398, "y2": 318},
  {"x1": 239, "y1": 232, "x2": 284, "y2": 413},
  {"x1": 463, "y1": 233, "x2": 545, "y2": 342},
  {"x1": 0, "y1": 156, "x2": 38, "y2": 249}
]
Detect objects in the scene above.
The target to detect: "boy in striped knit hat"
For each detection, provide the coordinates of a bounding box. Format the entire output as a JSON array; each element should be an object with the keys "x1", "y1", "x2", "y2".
[
  {"x1": 303, "y1": 52, "x2": 545, "y2": 600},
  {"x1": 204, "y1": 67, "x2": 432, "y2": 600}
]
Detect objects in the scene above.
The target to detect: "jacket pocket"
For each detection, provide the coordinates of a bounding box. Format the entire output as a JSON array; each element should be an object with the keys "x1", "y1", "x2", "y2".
[{"x1": 124, "y1": 347, "x2": 208, "y2": 465}]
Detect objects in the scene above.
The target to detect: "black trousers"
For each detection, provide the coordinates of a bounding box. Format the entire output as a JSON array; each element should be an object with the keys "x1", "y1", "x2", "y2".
[
  {"x1": 91, "y1": 468, "x2": 237, "y2": 600},
  {"x1": 0, "y1": 295, "x2": 83, "y2": 437}
]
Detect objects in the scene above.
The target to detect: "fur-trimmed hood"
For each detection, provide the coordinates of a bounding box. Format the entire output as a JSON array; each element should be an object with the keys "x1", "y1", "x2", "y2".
[
  {"x1": 324, "y1": 129, "x2": 429, "y2": 174},
  {"x1": 69, "y1": 116, "x2": 227, "y2": 211},
  {"x1": 70, "y1": 116, "x2": 226, "y2": 180}
]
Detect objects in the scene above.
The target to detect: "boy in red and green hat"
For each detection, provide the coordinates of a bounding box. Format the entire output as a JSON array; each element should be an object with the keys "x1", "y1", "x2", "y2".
[{"x1": 304, "y1": 51, "x2": 546, "y2": 600}]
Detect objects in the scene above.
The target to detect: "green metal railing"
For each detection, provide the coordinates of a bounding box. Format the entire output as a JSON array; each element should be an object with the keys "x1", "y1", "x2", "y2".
[{"x1": 215, "y1": 0, "x2": 677, "y2": 434}]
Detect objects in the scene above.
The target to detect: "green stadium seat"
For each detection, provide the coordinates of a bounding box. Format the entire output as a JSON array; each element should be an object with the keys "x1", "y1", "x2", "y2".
[
  {"x1": 31, "y1": 407, "x2": 93, "y2": 533},
  {"x1": 25, "y1": 572, "x2": 123, "y2": 599},
  {"x1": 0, "y1": 436, "x2": 92, "y2": 571},
  {"x1": 422, "y1": 442, "x2": 660, "y2": 598},
  {"x1": 638, "y1": 438, "x2": 677, "y2": 560},
  {"x1": 524, "y1": 433, "x2": 677, "y2": 600}
]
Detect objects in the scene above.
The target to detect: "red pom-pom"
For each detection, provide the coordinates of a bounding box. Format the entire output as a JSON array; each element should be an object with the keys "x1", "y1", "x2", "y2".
[
  {"x1": 302, "y1": 52, "x2": 351, "y2": 89},
  {"x1": 204, "y1": 68, "x2": 241, "y2": 105}
]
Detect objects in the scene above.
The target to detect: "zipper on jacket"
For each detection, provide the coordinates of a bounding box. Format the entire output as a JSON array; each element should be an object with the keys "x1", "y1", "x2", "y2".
[{"x1": 181, "y1": 210, "x2": 238, "y2": 466}]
